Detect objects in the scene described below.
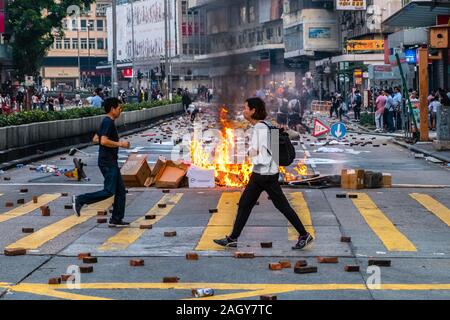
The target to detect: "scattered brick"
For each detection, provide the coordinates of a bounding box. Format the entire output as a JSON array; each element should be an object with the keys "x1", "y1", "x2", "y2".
[
  {"x1": 83, "y1": 257, "x2": 98, "y2": 264},
  {"x1": 17, "y1": 199, "x2": 25, "y2": 205},
  {"x1": 340, "y1": 236, "x2": 352, "y2": 243},
  {"x1": 60, "y1": 157, "x2": 66, "y2": 160},
  {"x1": 158, "y1": 203, "x2": 167, "y2": 209},
  {"x1": 163, "y1": 277, "x2": 180, "y2": 283},
  {"x1": 279, "y1": 260, "x2": 292, "y2": 269},
  {"x1": 4, "y1": 248, "x2": 27, "y2": 256},
  {"x1": 209, "y1": 208, "x2": 218, "y2": 213},
  {"x1": 97, "y1": 210, "x2": 107, "y2": 216},
  {"x1": 61, "y1": 274, "x2": 72, "y2": 282},
  {"x1": 20, "y1": 188, "x2": 28, "y2": 193},
  {"x1": 40, "y1": 206, "x2": 50, "y2": 216},
  {"x1": 22, "y1": 228, "x2": 34, "y2": 233},
  {"x1": 145, "y1": 215, "x2": 156, "y2": 220},
  {"x1": 317, "y1": 257, "x2": 339, "y2": 264},
  {"x1": 373, "y1": 145, "x2": 380, "y2": 147},
  {"x1": 79, "y1": 265, "x2": 94, "y2": 273},
  {"x1": 260, "y1": 295, "x2": 277, "y2": 300},
  {"x1": 4, "y1": 177, "x2": 11, "y2": 181},
  {"x1": 33, "y1": 196, "x2": 38, "y2": 203},
  {"x1": 348, "y1": 194, "x2": 358, "y2": 199},
  {"x1": 77, "y1": 253, "x2": 91, "y2": 260},
  {"x1": 140, "y1": 224, "x2": 152, "y2": 230},
  {"x1": 29, "y1": 166, "x2": 37, "y2": 171},
  {"x1": 48, "y1": 277, "x2": 62, "y2": 285},
  {"x1": 5, "y1": 202, "x2": 14, "y2": 208},
  {"x1": 186, "y1": 252, "x2": 199, "y2": 260},
  {"x1": 64, "y1": 204, "x2": 72, "y2": 210},
  {"x1": 260, "y1": 242, "x2": 273, "y2": 248},
  {"x1": 295, "y1": 260, "x2": 308, "y2": 268},
  {"x1": 368, "y1": 260, "x2": 391, "y2": 267},
  {"x1": 162, "y1": 189, "x2": 170, "y2": 193},
  {"x1": 344, "y1": 265, "x2": 360, "y2": 272},
  {"x1": 269, "y1": 263, "x2": 283, "y2": 271},
  {"x1": 336, "y1": 194, "x2": 347, "y2": 198},
  {"x1": 294, "y1": 266, "x2": 318, "y2": 274},
  {"x1": 97, "y1": 218, "x2": 107, "y2": 224},
  {"x1": 234, "y1": 252, "x2": 255, "y2": 259},
  {"x1": 164, "y1": 231, "x2": 177, "y2": 237}
]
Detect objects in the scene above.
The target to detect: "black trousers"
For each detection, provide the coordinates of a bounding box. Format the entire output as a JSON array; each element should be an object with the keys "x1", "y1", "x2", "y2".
[{"x1": 230, "y1": 172, "x2": 308, "y2": 240}]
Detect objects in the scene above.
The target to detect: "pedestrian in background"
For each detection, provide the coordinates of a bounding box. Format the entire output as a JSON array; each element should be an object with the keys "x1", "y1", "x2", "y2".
[
  {"x1": 72, "y1": 98, "x2": 131, "y2": 227},
  {"x1": 375, "y1": 91, "x2": 386, "y2": 132},
  {"x1": 58, "y1": 93, "x2": 65, "y2": 111}
]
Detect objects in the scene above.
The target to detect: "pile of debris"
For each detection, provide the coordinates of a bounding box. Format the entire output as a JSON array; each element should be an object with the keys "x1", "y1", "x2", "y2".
[{"x1": 341, "y1": 169, "x2": 391, "y2": 189}]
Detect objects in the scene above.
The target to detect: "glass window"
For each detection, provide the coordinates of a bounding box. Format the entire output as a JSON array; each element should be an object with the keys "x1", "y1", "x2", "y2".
[
  {"x1": 80, "y1": 20, "x2": 87, "y2": 31},
  {"x1": 89, "y1": 38, "x2": 95, "y2": 49},
  {"x1": 55, "y1": 38, "x2": 62, "y2": 49},
  {"x1": 97, "y1": 38, "x2": 104, "y2": 50},
  {"x1": 240, "y1": 5, "x2": 247, "y2": 25},
  {"x1": 96, "y1": 20, "x2": 104, "y2": 31},
  {"x1": 249, "y1": 0, "x2": 255, "y2": 23},
  {"x1": 88, "y1": 20, "x2": 95, "y2": 30},
  {"x1": 105, "y1": 38, "x2": 107, "y2": 49},
  {"x1": 72, "y1": 38, "x2": 78, "y2": 49},
  {"x1": 72, "y1": 19, "x2": 77, "y2": 30},
  {"x1": 64, "y1": 38, "x2": 70, "y2": 49},
  {"x1": 81, "y1": 38, "x2": 87, "y2": 49}
]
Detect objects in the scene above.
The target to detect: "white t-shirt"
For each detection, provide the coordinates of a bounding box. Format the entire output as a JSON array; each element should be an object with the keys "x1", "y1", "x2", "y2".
[
  {"x1": 249, "y1": 122, "x2": 279, "y2": 175},
  {"x1": 429, "y1": 101, "x2": 441, "y2": 113}
]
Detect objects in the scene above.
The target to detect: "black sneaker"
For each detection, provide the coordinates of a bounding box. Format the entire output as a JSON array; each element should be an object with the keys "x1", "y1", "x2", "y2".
[
  {"x1": 108, "y1": 220, "x2": 131, "y2": 228},
  {"x1": 72, "y1": 195, "x2": 82, "y2": 217},
  {"x1": 213, "y1": 236, "x2": 237, "y2": 248},
  {"x1": 292, "y1": 233, "x2": 314, "y2": 250}
]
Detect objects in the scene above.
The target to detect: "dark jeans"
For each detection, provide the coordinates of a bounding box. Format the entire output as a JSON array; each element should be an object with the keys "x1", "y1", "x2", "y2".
[
  {"x1": 230, "y1": 172, "x2": 308, "y2": 240},
  {"x1": 354, "y1": 106, "x2": 361, "y2": 120},
  {"x1": 386, "y1": 110, "x2": 395, "y2": 132},
  {"x1": 77, "y1": 165, "x2": 126, "y2": 222}
]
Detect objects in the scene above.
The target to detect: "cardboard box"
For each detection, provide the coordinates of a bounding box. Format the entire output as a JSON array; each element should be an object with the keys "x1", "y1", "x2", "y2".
[
  {"x1": 144, "y1": 156, "x2": 167, "y2": 187},
  {"x1": 341, "y1": 169, "x2": 349, "y2": 188},
  {"x1": 121, "y1": 154, "x2": 151, "y2": 187},
  {"x1": 344, "y1": 169, "x2": 365, "y2": 189},
  {"x1": 382, "y1": 173, "x2": 392, "y2": 188},
  {"x1": 187, "y1": 165, "x2": 215, "y2": 188},
  {"x1": 155, "y1": 160, "x2": 189, "y2": 189}
]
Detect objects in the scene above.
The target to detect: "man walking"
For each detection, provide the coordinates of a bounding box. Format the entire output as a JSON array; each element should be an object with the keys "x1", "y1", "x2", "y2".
[
  {"x1": 72, "y1": 98, "x2": 131, "y2": 227},
  {"x1": 214, "y1": 97, "x2": 313, "y2": 250},
  {"x1": 353, "y1": 90, "x2": 362, "y2": 121},
  {"x1": 375, "y1": 91, "x2": 386, "y2": 132}
]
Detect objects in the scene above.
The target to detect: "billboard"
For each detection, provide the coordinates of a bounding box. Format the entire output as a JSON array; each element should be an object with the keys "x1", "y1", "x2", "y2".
[
  {"x1": 346, "y1": 40, "x2": 384, "y2": 52},
  {"x1": 309, "y1": 27, "x2": 331, "y2": 39},
  {"x1": 107, "y1": 0, "x2": 177, "y2": 62},
  {"x1": 336, "y1": 0, "x2": 367, "y2": 11}
]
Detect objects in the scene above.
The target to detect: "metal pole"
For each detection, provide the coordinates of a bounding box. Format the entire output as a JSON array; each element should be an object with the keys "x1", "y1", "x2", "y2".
[
  {"x1": 77, "y1": 19, "x2": 81, "y2": 90},
  {"x1": 131, "y1": 0, "x2": 135, "y2": 90},
  {"x1": 112, "y1": 0, "x2": 118, "y2": 97},
  {"x1": 168, "y1": 0, "x2": 173, "y2": 101},
  {"x1": 88, "y1": 21, "x2": 91, "y2": 89},
  {"x1": 164, "y1": 0, "x2": 168, "y2": 98}
]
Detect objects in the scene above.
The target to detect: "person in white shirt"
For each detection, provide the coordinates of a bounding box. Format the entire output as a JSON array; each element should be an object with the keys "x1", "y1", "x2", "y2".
[
  {"x1": 214, "y1": 97, "x2": 313, "y2": 250},
  {"x1": 428, "y1": 98, "x2": 441, "y2": 130}
]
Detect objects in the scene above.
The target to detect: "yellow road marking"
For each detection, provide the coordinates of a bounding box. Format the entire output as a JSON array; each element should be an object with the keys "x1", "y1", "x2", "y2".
[
  {"x1": 286, "y1": 192, "x2": 315, "y2": 240},
  {"x1": 410, "y1": 193, "x2": 450, "y2": 227},
  {"x1": 6, "y1": 198, "x2": 113, "y2": 250},
  {"x1": 3, "y1": 282, "x2": 450, "y2": 300},
  {"x1": 98, "y1": 193, "x2": 183, "y2": 251},
  {"x1": 351, "y1": 193, "x2": 416, "y2": 252},
  {"x1": 195, "y1": 192, "x2": 240, "y2": 251},
  {"x1": 0, "y1": 194, "x2": 61, "y2": 224}
]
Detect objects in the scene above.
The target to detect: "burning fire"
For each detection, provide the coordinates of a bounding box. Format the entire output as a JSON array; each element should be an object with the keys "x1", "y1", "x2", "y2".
[{"x1": 190, "y1": 107, "x2": 308, "y2": 187}]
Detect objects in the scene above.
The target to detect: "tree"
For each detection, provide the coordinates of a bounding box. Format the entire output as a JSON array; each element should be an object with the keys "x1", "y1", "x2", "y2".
[{"x1": 7, "y1": 0, "x2": 95, "y2": 81}]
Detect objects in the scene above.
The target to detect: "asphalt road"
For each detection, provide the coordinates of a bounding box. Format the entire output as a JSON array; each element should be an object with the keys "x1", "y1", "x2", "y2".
[{"x1": 0, "y1": 106, "x2": 449, "y2": 300}]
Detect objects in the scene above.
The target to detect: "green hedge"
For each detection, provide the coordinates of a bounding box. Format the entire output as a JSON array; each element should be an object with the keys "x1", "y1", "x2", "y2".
[
  {"x1": 0, "y1": 96, "x2": 182, "y2": 128},
  {"x1": 360, "y1": 112, "x2": 375, "y2": 126}
]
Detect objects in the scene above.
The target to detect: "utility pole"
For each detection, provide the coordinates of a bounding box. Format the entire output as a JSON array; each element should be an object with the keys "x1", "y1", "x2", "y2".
[
  {"x1": 111, "y1": 0, "x2": 118, "y2": 97},
  {"x1": 168, "y1": 0, "x2": 173, "y2": 101},
  {"x1": 164, "y1": 0, "x2": 169, "y2": 98},
  {"x1": 131, "y1": 0, "x2": 136, "y2": 91},
  {"x1": 418, "y1": 47, "x2": 429, "y2": 142}
]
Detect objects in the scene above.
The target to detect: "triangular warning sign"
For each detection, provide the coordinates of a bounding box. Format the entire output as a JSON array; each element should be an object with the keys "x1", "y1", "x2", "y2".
[{"x1": 312, "y1": 119, "x2": 330, "y2": 137}]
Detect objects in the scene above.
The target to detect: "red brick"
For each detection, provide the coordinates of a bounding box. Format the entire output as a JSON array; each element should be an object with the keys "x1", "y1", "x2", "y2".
[
  {"x1": 64, "y1": 204, "x2": 72, "y2": 210},
  {"x1": 77, "y1": 253, "x2": 91, "y2": 260},
  {"x1": 97, "y1": 218, "x2": 107, "y2": 224},
  {"x1": 20, "y1": 189, "x2": 28, "y2": 193},
  {"x1": 48, "y1": 277, "x2": 62, "y2": 285},
  {"x1": 60, "y1": 157, "x2": 66, "y2": 160},
  {"x1": 129, "y1": 259, "x2": 145, "y2": 267},
  {"x1": 61, "y1": 193, "x2": 69, "y2": 197},
  {"x1": 269, "y1": 263, "x2": 282, "y2": 271},
  {"x1": 140, "y1": 224, "x2": 152, "y2": 230},
  {"x1": 158, "y1": 203, "x2": 167, "y2": 208},
  {"x1": 40, "y1": 206, "x2": 50, "y2": 216},
  {"x1": 294, "y1": 260, "x2": 308, "y2": 268},
  {"x1": 33, "y1": 196, "x2": 38, "y2": 203},
  {"x1": 279, "y1": 260, "x2": 292, "y2": 269},
  {"x1": 145, "y1": 215, "x2": 156, "y2": 220},
  {"x1": 344, "y1": 265, "x2": 360, "y2": 272},
  {"x1": 162, "y1": 189, "x2": 170, "y2": 193},
  {"x1": 341, "y1": 236, "x2": 352, "y2": 243},
  {"x1": 234, "y1": 252, "x2": 255, "y2": 259},
  {"x1": 163, "y1": 277, "x2": 180, "y2": 283},
  {"x1": 186, "y1": 252, "x2": 199, "y2": 260},
  {"x1": 164, "y1": 231, "x2": 177, "y2": 237},
  {"x1": 209, "y1": 208, "x2": 218, "y2": 213},
  {"x1": 4, "y1": 248, "x2": 26, "y2": 256},
  {"x1": 61, "y1": 274, "x2": 72, "y2": 282},
  {"x1": 83, "y1": 257, "x2": 98, "y2": 264},
  {"x1": 260, "y1": 295, "x2": 277, "y2": 300},
  {"x1": 79, "y1": 265, "x2": 94, "y2": 273},
  {"x1": 17, "y1": 199, "x2": 25, "y2": 205},
  {"x1": 317, "y1": 257, "x2": 339, "y2": 264},
  {"x1": 22, "y1": 228, "x2": 34, "y2": 233},
  {"x1": 5, "y1": 202, "x2": 14, "y2": 208},
  {"x1": 368, "y1": 260, "x2": 391, "y2": 267},
  {"x1": 260, "y1": 242, "x2": 273, "y2": 248},
  {"x1": 294, "y1": 266, "x2": 318, "y2": 274},
  {"x1": 4, "y1": 177, "x2": 11, "y2": 181},
  {"x1": 97, "y1": 210, "x2": 107, "y2": 216}
]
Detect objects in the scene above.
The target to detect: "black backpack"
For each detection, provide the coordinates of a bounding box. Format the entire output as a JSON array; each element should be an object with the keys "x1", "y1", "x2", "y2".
[{"x1": 260, "y1": 122, "x2": 296, "y2": 167}]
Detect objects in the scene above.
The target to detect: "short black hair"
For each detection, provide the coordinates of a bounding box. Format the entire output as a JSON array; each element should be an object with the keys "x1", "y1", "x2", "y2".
[
  {"x1": 246, "y1": 97, "x2": 267, "y2": 120},
  {"x1": 104, "y1": 97, "x2": 121, "y2": 113}
]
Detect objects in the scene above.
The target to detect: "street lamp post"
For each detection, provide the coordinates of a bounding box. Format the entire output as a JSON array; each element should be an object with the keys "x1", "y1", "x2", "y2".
[{"x1": 111, "y1": 0, "x2": 118, "y2": 97}]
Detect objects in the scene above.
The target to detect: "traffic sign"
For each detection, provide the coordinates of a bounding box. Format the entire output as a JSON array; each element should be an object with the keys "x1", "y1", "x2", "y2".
[
  {"x1": 312, "y1": 119, "x2": 330, "y2": 137},
  {"x1": 331, "y1": 123, "x2": 347, "y2": 139}
]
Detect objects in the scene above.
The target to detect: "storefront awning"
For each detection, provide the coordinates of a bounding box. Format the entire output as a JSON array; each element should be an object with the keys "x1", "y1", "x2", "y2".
[{"x1": 383, "y1": 1, "x2": 450, "y2": 28}]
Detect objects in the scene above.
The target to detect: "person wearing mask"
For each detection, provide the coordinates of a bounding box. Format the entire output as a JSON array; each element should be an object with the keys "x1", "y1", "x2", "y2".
[
  {"x1": 353, "y1": 90, "x2": 362, "y2": 121},
  {"x1": 393, "y1": 87, "x2": 403, "y2": 130},
  {"x1": 375, "y1": 91, "x2": 386, "y2": 132},
  {"x1": 213, "y1": 97, "x2": 313, "y2": 250},
  {"x1": 58, "y1": 93, "x2": 65, "y2": 111},
  {"x1": 90, "y1": 91, "x2": 104, "y2": 108},
  {"x1": 384, "y1": 90, "x2": 395, "y2": 133}
]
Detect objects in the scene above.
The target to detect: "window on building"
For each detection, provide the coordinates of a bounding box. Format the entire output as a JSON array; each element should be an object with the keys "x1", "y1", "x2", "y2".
[
  {"x1": 55, "y1": 38, "x2": 62, "y2": 49},
  {"x1": 105, "y1": 38, "x2": 108, "y2": 49},
  {"x1": 266, "y1": 28, "x2": 273, "y2": 40},
  {"x1": 64, "y1": 38, "x2": 70, "y2": 49},
  {"x1": 89, "y1": 38, "x2": 95, "y2": 49},
  {"x1": 96, "y1": 20, "x2": 104, "y2": 31},
  {"x1": 72, "y1": 19, "x2": 77, "y2": 30},
  {"x1": 230, "y1": 5, "x2": 240, "y2": 27},
  {"x1": 72, "y1": 38, "x2": 79, "y2": 49},
  {"x1": 181, "y1": 1, "x2": 188, "y2": 14},
  {"x1": 183, "y1": 43, "x2": 188, "y2": 55},
  {"x1": 249, "y1": 0, "x2": 255, "y2": 23},
  {"x1": 96, "y1": 3, "x2": 108, "y2": 17},
  {"x1": 240, "y1": 4, "x2": 247, "y2": 25},
  {"x1": 81, "y1": 38, "x2": 87, "y2": 49},
  {"x1": 97, "y1": 38, "x2": 104, "y2": 50},
  {"x1": 80, "y1": 20, "x2": 87, "y2": 31},
  {"x1": 63, "y1": 19, "x2": 68, "y2": 30},
  {"x1": 88, "y1": 20, "x2": 95, "y2": 31}
]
